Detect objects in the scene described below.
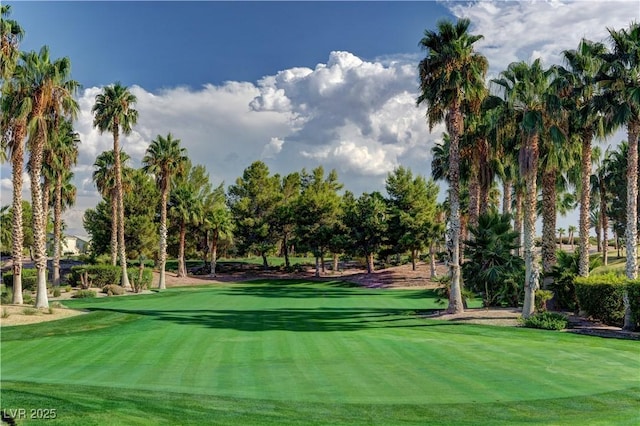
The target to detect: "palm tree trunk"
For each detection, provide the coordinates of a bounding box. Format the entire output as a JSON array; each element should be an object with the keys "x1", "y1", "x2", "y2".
[
  {"x1": 109, "y1": 191, "x2": 118, "y2": 266},
  {"x1": 113, "y1": 127, "x2": 131, "y2": 289},
  {"x1": 578, "y1": 134, "x2": 592, "y2": 276},
  {"x1": 468, "y1": 158, "x2": 480, "y2": 233},
  {"x1": 502, "y1": 179, "x2": 512, "y2": 217},
  {"x1": 478, "y1": 136, "x2": 491, "y2": 215},
  {"x1": 514, "y1": 186, "x2": 524, "y2": 256},
  {"x1": 446, "y1": 106, "x2": 464, "y2": 314},
  {"x1": 332, "y1": 253, "x2": 339, "y2": 273},
  {"x1": 367, "y1": 252, "x2": 375, "y2": 274},
  {"x1": 411, "y1": 249, "x2": 417, "y2": 271},
  {"x1": 601, "y1": 192, "x2": 608, "y2": 266},
  {"x1": 283, "y1": 234, "x2": 291, "y2": 268},
  {"x1": 209, "y1": 229, "x2": 218, "y2": 277},
  {"x1": 541, "y1": 169, "x2": 557, "y2": 290},
  {"x1": 623, "y1": 122, "x2": 639, "y2": 330},
  {"x1": 157, "y1": 187, "x2": 168, "y2": 290},
  {"x1": 52, "y1": 174, "x2": 62, "y2": 287},
  {"x1": 429, "y1": 243, "x2": 438, "y2": 279},
  {"x1": 177, "y1": 221, "x2": 187, "y2": 277},
  {"x1": 29, "y1": 127, "x2": 49, "y2": 309},
  {"x1": 521, "y1": 134, "x2": 539, "y2": 318},
  {"x1": 315, "y1": 255, "x2": 320, "y2": 277},
  {"x1": 10, "y1": 124, "x2": 26, "y2": 305}
]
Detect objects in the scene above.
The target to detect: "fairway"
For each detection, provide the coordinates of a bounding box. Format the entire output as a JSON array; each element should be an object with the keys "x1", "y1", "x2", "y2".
[{"x1": 1, "y1": 280, "x2": 639, "y2": 425}]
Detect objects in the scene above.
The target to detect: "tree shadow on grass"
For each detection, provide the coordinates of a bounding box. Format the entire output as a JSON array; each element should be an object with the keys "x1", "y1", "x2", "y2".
[{"x1": 87, "y1": 306, "x2": 458, "y2": 332}]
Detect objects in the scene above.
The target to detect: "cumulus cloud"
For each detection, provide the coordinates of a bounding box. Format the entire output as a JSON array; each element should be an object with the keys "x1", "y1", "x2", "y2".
[{"x1": 450, "y1": 0, "x2": 639, "y2": 76}]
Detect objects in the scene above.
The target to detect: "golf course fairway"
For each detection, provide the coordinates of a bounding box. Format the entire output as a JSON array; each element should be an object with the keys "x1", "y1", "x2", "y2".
[{"x1": 1, "y1": 280, "x2": 639, "y2": 425}]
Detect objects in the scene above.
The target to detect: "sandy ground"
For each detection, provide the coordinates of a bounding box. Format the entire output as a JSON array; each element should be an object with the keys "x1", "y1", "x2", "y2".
[{"x1": 1, "y1": 262, "x2": 637, "y2": 339}]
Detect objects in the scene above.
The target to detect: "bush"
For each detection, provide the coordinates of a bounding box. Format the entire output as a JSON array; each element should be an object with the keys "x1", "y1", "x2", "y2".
[
  {"x1": 575, "y1": 274, "x2": 627, "y2": 327},
  {"x1": 628, "y1": 281, "x2": 640, "y2": 328},
  {"x1": 72, "y1": 289, "x2": 97, "y2": 299},
  {"x1": 52, "y1": 287, "x2": 61, "y2": 298},
  {"x1": 69, "y1": 265, "x2": 121, "y2": 288},
  {"x1": 102, "y1": 284, "x2": 125, "y2": 296},
  {"x1": 1, "y1": 288, "x2": 12, "y2": 304},
  {"x1": 22, "y1": 307, "x2": 39, "y2": 316},
  {"x1": 128, "y1": 267, "x2": 153, "y2": 293},
  {"x1": 521, "y1": 312, "x2": 568, "y2": 330},
  {"x1": 535, "y1": 290, "x2": 554, "y2": 313},
  {"x1": 2, "y1": 269, "x2": 38, "y2": 292}
]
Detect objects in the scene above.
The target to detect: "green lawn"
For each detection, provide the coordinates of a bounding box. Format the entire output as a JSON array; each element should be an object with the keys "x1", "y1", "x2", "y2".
[{"x1": 1, "y1": 280, "x2": 639, "y2": 425}]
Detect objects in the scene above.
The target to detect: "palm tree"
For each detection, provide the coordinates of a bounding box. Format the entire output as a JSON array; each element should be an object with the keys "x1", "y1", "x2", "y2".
[
  {"x1": 93, "y1": 150, "x2": 131, "y2": 265},
  {"x1": 1, "y1": 5, "x2": 26, "y2": 304},
  {"x1": 92, "y1": 82, "x2": 138, "y2": 289},
  {"x1": 492, "y1": 59, "x2": 559, "y2": 318},
  {"x1": 417, "y1": 18, "x2": 488, "y2": 314},
  {"x1": 600, "y1": 23, "x2": 640, "y2": 330},
  {"x1": 0, "y1": 5, "x2": 24, "y2": 82},
  {"x1": 203, "y1": 183, "x2": 233, "y2": 277},
  {"x1": 142, "y1": 133, "x2": 188, "y2": 289},
  {"x1": 16, "y1": 46, "x2": 78, "y2": 308},
  {"x1": 48, "y1": 119, "x2": 79, "y2": 286},
  {"x1": 567, "y1": 225, "x2": 577, "y2": 249},
  {"x1": 169, "y1": 162, "x2": 209, "y2": 277},
  {"x1": 559, "y1": 39, "x2": 608, "y2": 277},
  {"x1": 557, "y1": 228, "x2": 566, "y2": 249},
  {"x1": 92, "y1": 150, "x2": 131, "y2": 266}
]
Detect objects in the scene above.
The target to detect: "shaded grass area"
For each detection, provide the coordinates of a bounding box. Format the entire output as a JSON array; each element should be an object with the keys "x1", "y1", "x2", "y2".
[
  {"x1": 2, "y1": 382, "x2": 639, "y2": 425},
  {"x1": 2, "y1": 280, "x2": 639, "y2": 424}
]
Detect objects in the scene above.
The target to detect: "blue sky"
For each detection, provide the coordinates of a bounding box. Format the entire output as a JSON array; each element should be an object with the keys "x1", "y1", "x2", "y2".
[
  {"x1": 11, "y1": 1, "x2": 451, "y2": 90},
  {"x1": 3, "y1": 1, "x2": 639, "y2": 237}
]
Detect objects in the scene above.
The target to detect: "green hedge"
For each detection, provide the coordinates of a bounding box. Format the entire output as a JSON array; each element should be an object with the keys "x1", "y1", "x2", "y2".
[
  {"x1": 2, "y1": 269, "x2": 38, "y2": 292},
  {"x1": 574, "y1": 274, "x2": 639, "y2": 329},
  {"x1": 69, "y1": 265, "x2": 121, "y2": 288}
]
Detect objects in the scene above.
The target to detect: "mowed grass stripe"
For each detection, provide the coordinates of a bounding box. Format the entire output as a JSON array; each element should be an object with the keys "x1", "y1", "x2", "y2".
[{"x1": 1, "y1": 281, "x2": 638, "y2": 408}]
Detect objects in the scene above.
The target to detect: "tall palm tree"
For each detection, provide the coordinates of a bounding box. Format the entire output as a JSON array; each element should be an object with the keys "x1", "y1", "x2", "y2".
[
  {"x1": 559, "y1": 39, "x2": 608, "y2": 277},
  {"x1": 16, "y1": 46, "x2": 78, "y2": 308},
  {"x1": 48, "y1": 119, "x2": 79, "y2": 286},
  {"x1": 557, "y1": 228, "x2": 566, "y2": 249},
  {"x1": 1, "y1": 5, "x2": 26, "y2": 304},
  {"x1": 492, "y1": 59, "x2": 559, "y2": 318},
  {"x1": 0, "y1": 4, "x2": 24, "y2": 82},
  {"x1": 92, "y1": 82, "x2": 138, "y2": 289},
  {"x1": 169, "y1": 162, "x2": 209, "y2": 277},
  {"x1": 600, "y1": 23, "x2": 640, "y2": 330},
  {"x1": 567, "y1": 225, "x2": 577, "y2": 249},
  {"x1": 203, "y1": 183, "x2": 233, "y2": 277},
  {"x1": 142, "y1": 133, "x2": 188, "y2": 289},
  {"x1": 92, "y1": 150, "x2": 131, "y2": 266},
  {"x1": 417, "y1": 18, "x2": 488, "y2": 314}
]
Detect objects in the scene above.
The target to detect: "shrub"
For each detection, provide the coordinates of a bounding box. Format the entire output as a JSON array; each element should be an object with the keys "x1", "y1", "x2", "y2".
[
  {"x1": 2, "y1": 269, "x2": 38, "y2": 292},
  {"x1": 575, "y1": 274, "x2": 626, "y2": 327},
  {"x1": 128, "y1": 267, "x2": 153, "y2": 293},
  {"x1": 535, "y1": 290, "x2": 554, "y2": 313},
  {"x1": 52, "y1": 287, "x2": 61, "y2": 298},
  {"x1": 70, "y1": 265, "x2": 121, "y2": 288},
  {"x1": 22, "y1": 307, "x2": 39, "y2": 316},
  {"x1": 548, "y1": 250, "x2": 602, "y2": 312},
  {"x1": 521, "y1": 312, "x2": 568, "y2": 330},
  {"x1": 2, "y1": 308, "x2": 9, "y2": 318},
  {"x1": 102, "y1": 284, "x2": 125, "y2": 296},
  {"x1": 1, "y1": 288, "x2": 12, "y2": 304},
  {"x1": 628, "y1": 281, "x2": 640, "y2": 328},
  {"x1": 22, "y1": 291, "x2": 33, "y2": 304},
  {"x1": 72, "y1": 289, "x2": 96, "y2": 299}
]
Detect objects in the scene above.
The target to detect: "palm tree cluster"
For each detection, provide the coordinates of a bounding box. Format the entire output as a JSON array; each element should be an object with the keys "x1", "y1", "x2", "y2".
[{"x1": 418, "y1": 18, "x2": 638, "y2": 327}]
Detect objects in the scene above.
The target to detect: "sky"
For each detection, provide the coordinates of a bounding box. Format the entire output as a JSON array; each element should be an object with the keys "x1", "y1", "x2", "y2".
[{"x1": 2, "y1": 0, "x2": 638, "y2": 238}]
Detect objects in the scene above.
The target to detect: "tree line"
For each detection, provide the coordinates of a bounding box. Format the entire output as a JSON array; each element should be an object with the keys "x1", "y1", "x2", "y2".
[{"x1": 2, "y1": 4, "x2": 639, "y2": 328}]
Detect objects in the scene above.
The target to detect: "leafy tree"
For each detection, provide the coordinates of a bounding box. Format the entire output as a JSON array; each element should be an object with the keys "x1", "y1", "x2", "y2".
[
  {"x1": 274, "y1": 172, "x2": 301, "y2": 269},
  {"x1": 228, "y1": 161, "x2": 281, "y2": 269},
  {"x1": 92, "y1": 82, "x2": 138, "y2": 289},
  {"x1": 142, "y1": 133, "x2": 188, "y2": 289},
  {"x1": 385, "y1": 166, "x2": 439, "y2": 270},
  {"x1": 296, "y1": 167, "x2": 343, "y2": 277},
  {"x1": 343, "y1": 191, "x2": 388, "y2": 274},
  {"x1": 418, "y1": 18, "x2": 488, "y2": 313},
  {"x1": 462, "y1": 212, "x2": 524, "y2": 307}
]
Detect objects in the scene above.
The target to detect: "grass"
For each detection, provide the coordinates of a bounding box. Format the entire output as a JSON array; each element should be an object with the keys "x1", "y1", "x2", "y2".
[{"x1": 1, "y1": 280, "x2": 639, "y2": 425}]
